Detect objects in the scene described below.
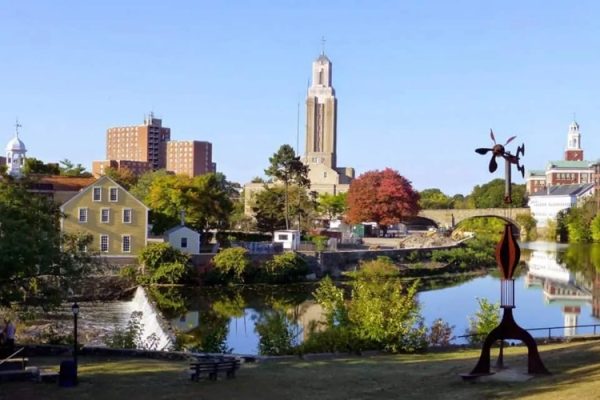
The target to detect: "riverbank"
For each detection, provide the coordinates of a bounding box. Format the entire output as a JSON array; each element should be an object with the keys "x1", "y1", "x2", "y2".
[{"x1": 4, "y1": 339, "x2": 600, "y2": 399}]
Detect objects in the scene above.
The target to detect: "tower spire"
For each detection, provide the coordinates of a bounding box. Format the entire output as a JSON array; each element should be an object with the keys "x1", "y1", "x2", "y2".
[
  {"x1": 15, "y1": 118, "x2": 21, "y2": 138},
  {"x1": 321, "y1": 36, "x2": 326, "y2": 55}
]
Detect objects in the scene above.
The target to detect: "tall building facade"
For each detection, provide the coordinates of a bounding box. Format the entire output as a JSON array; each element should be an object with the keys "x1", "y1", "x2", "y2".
[
  {"x1": 106, "y1": 114, "x2": 171, "y2": 170},
  {"x1": 166, "y1": 140, "x2": 216, "y2": 177},
  {"x1": 303, "y1": 51, "x2": 354, "y2": 195}
]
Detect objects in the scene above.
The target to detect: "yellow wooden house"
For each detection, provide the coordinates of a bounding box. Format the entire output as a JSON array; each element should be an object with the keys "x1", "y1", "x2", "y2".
[{"x1": 60, "y1": 175, "x2": 149, "y2": 256}]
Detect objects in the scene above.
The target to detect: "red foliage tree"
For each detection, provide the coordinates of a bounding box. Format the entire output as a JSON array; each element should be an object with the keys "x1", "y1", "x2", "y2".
[{"x1": 346, "y1": 168, "x2": 420, "y2": 232}]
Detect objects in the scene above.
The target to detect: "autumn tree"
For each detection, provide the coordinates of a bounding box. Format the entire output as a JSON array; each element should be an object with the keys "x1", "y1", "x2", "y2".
[
  {"x1": 264, "y1": 145, "x2": 310, "y2": 229},
  {"x1": 104, "y1": 167, "x2": 139, "y2": 190},
  {"x1": 346, "y1": 168, "x2": 420, "y2": 234}
]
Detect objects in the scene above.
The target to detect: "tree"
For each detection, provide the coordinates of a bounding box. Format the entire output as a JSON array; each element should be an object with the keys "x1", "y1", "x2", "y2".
[
  {"x1": 317, "y1": 192, "x2": 347, "y2": 221},
  {"x1": 346, "y1": 168, "x2": 420, "y2": 234},
  {"x1": 466, "y1": 298, "x2": 500, "y2": 344},
  {"x1": 130, "y1": 169, "x2": 171, "y2": 202},
  {"x1": 591, "y1": 214, "x2": 600, "y2": 242},
  {"x1": 252, "y1": 185, "x2": 316, "y2": 232},
  {"x1": 144, "y1": 173, "x2": 233, "y2": 235},
  {"x1": 0, "y1": 180, "x2": 95, "y2": 307},
  {"x1": 104, "y1": 167, "x2": 138, "y2": 190},
  {"x1": 516, "y1": 213, "x2": 537, "y2": 242},
  {"x1": 467, "y1": 179, "x2": 527, "y2": 208},
  {"x1": 212, "y1": 247, "x2": 251, "y2": 283},
  {"x1": 22, "y1": 157, "x2": 60, "y2": 175},
  {"x1": 59, "y1": 159, "x2": 92, "y2": 177},
  {"x1": 264, "y1": 145, "x2": 310, "y2": 229},
  {"x1": 418, "y1": 188, "x2": 453, "y2": 209}
]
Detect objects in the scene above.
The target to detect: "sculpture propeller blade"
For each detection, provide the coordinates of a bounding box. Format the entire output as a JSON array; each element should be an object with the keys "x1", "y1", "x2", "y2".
[
  {"x1": 505, "y1": 136, "x2": 516, "y2": 145},
  {"x1": 475, "y1": 148, "x2": 491, "y2": 155},
  {"x1": 490, "y1": 129, "x2": 496, "y2": 144},
  {"x1": 489, "y1": 156, "x2": 498, "y2": 173}
]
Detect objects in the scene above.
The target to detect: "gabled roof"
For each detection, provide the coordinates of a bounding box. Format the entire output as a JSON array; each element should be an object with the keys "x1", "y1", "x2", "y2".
[
  {"x1": 530, "y1": 183, "x2": 594, "y2": 197},
  {"x1": 164, "y1": 225, "x2": 200, "y2": 236},
  {"x1": 30, "y1": 175, "x2": 97, "y2": 191},
  {"x1": 59, "y1": 175, "x2": 149, "y2": 211}
]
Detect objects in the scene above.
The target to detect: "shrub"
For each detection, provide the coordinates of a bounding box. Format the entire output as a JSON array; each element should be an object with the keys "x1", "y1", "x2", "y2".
[
  {"x1": 427, "y1": 318, "x2": 454, "y2": 347},
  {"x1": 150, "y1": 261, "x2": 187, "y2": 284},
  {"x1": 262, "y1": 252, "x2": 309, "y2": 283},
  {"x1": 254, "y1": 311, "x2": 297, "y2": 355},
  {"x1": 105, "y1": 311, "x2": 160, "y2": 350},
  {"x1": 466, "y1": 297, "x2": 500, "y2": 345},
  {"x1": 349, "y1": 256, "x2": 399, "y2": 279},
  {"x1": 310, "y1": 235, "x2": 329, "y2": 251},
  {"x1": 212, "y1": 247, "x2": 251, "y2": 283},
  {"x1": 138, "y1": 243, "x2": 191, "y2": 284}
]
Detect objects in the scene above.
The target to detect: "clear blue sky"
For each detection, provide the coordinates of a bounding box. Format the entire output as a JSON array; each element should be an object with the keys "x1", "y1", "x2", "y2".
[{"x1": 2, "y1": 0, "x2": 600, "y2": 195}]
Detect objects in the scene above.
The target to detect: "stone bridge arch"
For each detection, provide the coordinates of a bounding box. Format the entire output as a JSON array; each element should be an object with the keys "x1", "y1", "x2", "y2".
[{"x1": 418, "y1": 208, "x2": 530, "y2": 230}]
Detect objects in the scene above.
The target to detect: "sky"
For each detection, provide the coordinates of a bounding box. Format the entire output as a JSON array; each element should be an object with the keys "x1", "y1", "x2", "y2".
[{"x1": 2, "y1": 0, "x2": 600, "y2": 195}]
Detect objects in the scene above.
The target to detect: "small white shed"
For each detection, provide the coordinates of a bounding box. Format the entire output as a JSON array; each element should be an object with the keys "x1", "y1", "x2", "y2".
[
  {"x1": 273, "y1": 230, "x2": 301, "y2": 250},
  {"x1": 165, "y1": 225, "x2": 201, "y2": 255}
]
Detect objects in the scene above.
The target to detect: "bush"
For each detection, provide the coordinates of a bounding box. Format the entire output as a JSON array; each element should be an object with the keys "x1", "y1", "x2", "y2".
[
  {"x1": 150, "y1": 261, "x2": 187, "y2": 284},
  {"x1": 466, "y1": 297, "x2": 500, "y2": 345},
  {"x1": 427, "y1": 318, "x2": 454, "y2": 347},
  {"x1": 261, "y1": 252, "x2": 309, "y2": 283},
  {"x1": 254, "y1": 311, "x2": 297, "y2": 355},
  {"x1": 105, "y1": 311, "x2": 160, "y2": 350},
  {"x1": 431, "y1": 237, "x2": 495, "y2": 269},
  {"x1": 349, "y1": 256, "x2": 399, "y2": 279},
  {"x1": 212, "y1": 247, "x2": 252, "y2": 283},
  {"x1": 138, "y1": 243, "x2": 191, "y2": 284},
  {"x1": 310, "y1": 235, "x2": 329, "y2": 251}
]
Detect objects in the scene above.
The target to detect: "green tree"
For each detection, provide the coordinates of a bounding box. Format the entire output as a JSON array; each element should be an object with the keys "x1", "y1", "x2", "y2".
[
  {"x1": 252, "y1": 185, "x2": 316, "y2": 232},
  {"x1": 0, "y1": 180, "x2": 96, "y2": 307},
  {"x1": 264, "y1": 144, "x2": 310, "y2": 229},
  {"x1": 591, "y1": 214, "x2": 600, "y2": 242},
  {"x1": 566, "y1": 207, "x2": 591, "y2": 243},
  {"x1": 515, "y1": 213, "x2": 537, "y2": 241},
  {"x1": 212, "y1": 247, "x2": 252, "y2": 283},
  {"x1": 419, "y1": 188, "x2": 454, "y2": 209},
  {"x1": 254, "y1": 310, "x2": 297, "y2": 356},
  {"x1": 59, "y1": 159, "x2": 92, "y2": 177},
  {"x1": 137, "y1": 243, "x2": 190, "y2": 283},
  {"x1": 129, "y1": 169, "x2": 171, "y2": 202},
  {"x1": 317, "y1": 192, "x2": 347, "y2": 220},
  {"x1": 468, "y1": 179, "x2": 527, "y2": 208},
  {"x1": 145, "y1": 173, "x2": 233, "y2": 235},
  {"x1": 22, "y1": 157, "x2": 60, "y2": 175},
  {"x1": 466, "y1": 297, "x2": 500, "y2": 344}
]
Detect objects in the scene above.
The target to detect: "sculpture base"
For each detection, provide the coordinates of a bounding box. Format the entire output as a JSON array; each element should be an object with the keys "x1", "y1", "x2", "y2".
[{"x1": 465, "y1": 308, "x2": 550, "y2": 376}]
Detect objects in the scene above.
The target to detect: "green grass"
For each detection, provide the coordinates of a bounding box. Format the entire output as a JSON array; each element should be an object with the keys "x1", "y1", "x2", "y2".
[{"x1": 3, "y1": 340, "x2": 600, "y2": 400}]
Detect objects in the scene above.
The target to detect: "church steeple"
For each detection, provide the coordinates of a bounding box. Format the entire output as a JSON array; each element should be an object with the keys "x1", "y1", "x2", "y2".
[
  {"x1": 565, "y1": 119, "x2": 583, "y2": 161},
  {"x1": 305, "y1": 50, "x2": 337, "y2": 169}
]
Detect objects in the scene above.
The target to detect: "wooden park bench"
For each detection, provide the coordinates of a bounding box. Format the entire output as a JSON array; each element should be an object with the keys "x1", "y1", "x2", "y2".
[{"x1": 189, "y1": 356, "x2": 241, "y2": 382}]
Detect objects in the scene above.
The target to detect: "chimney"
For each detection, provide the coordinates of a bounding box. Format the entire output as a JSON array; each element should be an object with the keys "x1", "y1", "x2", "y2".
[{"x1": 180, "y1": 210, "x2": 186, "y2": 226}]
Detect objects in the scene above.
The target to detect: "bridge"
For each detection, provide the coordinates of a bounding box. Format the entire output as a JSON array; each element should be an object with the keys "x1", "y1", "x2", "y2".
[{"x1": 417, "y1": 208, "x2": 531, "y2": 229}]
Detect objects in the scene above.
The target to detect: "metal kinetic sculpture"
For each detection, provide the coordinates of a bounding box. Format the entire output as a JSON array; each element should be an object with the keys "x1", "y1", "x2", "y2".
[{"x1": 465, "y1": 130, "x2": 549, "y2": 377}]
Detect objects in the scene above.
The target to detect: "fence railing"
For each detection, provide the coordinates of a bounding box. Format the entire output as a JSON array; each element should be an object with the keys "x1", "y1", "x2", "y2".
[{"x1": 456, "y1": 323, "x2": 600, "y2": 342}]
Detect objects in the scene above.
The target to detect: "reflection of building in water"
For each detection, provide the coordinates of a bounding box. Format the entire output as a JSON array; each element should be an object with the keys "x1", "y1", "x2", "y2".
[
  {"x1": 170, "y1": 311, "x2": 200, "y2": 332},
  {"x1": 525, "y1": 250, "x2": 592, "y2": 337},
  {"x1": 294, "y1": 301, "x2": 326, "y2": 341}
]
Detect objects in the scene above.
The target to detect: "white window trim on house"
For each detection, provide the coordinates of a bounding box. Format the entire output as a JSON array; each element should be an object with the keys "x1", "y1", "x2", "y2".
[
  {"x1": 122, "y1": 235, "x2": 131, "y2": 253},
  {"x1": 123, "y1": 208, "x2": 132, "y2": 224},
  {"x1": 109, "y1": 187, "x2": 119, "y2": 202},
  {"x1": 100, "y1": 235, "x2": 109, "y2": 253},
  {"x1": 92, "y1": 187, "x2": 102, "y2": 202},
  {"x1": 100, "y1": 208, "x2": 110, "y2": 223},
  {"x1": 78, "y1": 207, "x2": 88, "y2": 223}
]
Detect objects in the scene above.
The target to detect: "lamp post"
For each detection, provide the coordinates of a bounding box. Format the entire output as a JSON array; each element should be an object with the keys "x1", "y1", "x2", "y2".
[{"x1": 72, "y1": 303, "x2": 79, "y2": 369}]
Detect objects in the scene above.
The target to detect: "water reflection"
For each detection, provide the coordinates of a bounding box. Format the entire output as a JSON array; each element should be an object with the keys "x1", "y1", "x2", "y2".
[{"x1": 158, "y1": 243, "x2": 600, "y2": 354}]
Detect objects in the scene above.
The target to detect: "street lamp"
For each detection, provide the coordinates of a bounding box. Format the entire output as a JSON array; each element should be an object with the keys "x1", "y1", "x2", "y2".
[{"x1": 72, "y1": 303, "x2": 79, "y2": 370}]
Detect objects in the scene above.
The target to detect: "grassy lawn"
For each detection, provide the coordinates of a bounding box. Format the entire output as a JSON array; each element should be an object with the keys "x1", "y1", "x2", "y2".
[{"x1": 2, "y1": 340, "x2": 600, "y2": 400}]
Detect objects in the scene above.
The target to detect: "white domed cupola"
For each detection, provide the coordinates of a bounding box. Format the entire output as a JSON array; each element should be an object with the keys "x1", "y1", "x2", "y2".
[{"x1": 5, "y1": 120, "x2": 27, "y2": 178}]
